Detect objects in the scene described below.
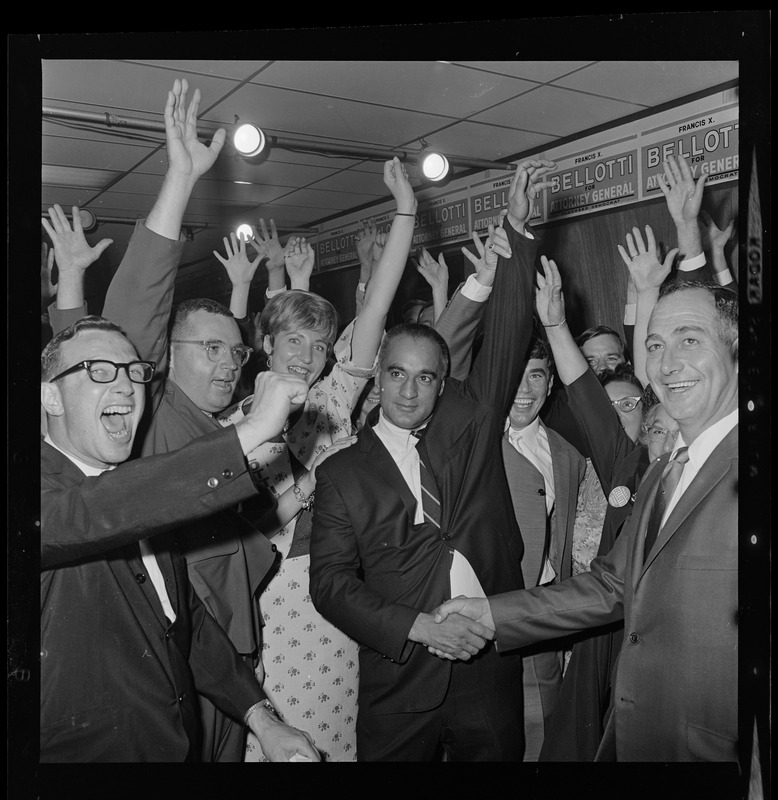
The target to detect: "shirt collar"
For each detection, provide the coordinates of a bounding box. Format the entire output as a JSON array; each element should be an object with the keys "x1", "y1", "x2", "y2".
[
  {"x1": 44, "y1": 434, "x2": 115, "y2": 476},
  {"x1": 507, "y1": 415, "x2": 541, "y2": 448},
  {"x1": 673, "y1": 408, "x2": 738, "y2": 468}
]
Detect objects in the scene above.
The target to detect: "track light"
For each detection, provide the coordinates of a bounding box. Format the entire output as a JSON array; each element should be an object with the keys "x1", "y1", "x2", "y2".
[
  {"x1": 420, "y1": 151, "x2": 450, "y2": 182},
  {"x1": 233, "y1": 123, "x2": 266, "y2": 158},
  {"x1": 78, "y1": 208, "x2": 97, "y2": 232}
]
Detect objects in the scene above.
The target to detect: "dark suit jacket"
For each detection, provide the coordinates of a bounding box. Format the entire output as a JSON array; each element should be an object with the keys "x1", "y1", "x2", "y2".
[
  {"x1": 310, "y1": 220, "x2": 538, "y2": 716},
  {"x1": 491, "y1": 424, "x2": 739, "y2": 762},
  {"x1": 40, "y1": 427, "x2": 269, "y2": 762},
  {"x1": 99, "y1": 222, "x2": 277, "y2": 656}
]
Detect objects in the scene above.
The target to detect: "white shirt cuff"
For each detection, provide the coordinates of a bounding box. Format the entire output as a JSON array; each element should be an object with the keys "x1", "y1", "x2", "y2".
[
  {"x1": 357, "y1": 282, "x2": 367, "y2": 292},
  {"x1": 678, "y1": 252, "x2": 707, "y2": 272},
  {"x1": 461, "y1": 273, "x2": 493, "y2": 302},
  {"x1": 265, "y1": 286, "x2": 287, "y2": 298},
  {"x1": 623, "y1": 304, "x2": 637, "y2": 326},
  {"x1": 714, "y1": 268, "x2": 734, "y2": 286}
]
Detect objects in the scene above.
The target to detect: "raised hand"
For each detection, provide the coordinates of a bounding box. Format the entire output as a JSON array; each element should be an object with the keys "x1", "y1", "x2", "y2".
[
  {"x1": 164, "y1": 78, "x2": 226, "y2": 182},
  {"x1": 506, "y1": 158, "x2": 557, "y2": 232},
  {"x1": 283, "y1": 236, "x2": 315, "y2": 290},
  {"x1": 372, "y1": 230, "x2": 387, "y2": 265},
  {"x1": 383, "y1": 156, "x2": 417, "y2": 215},
  {"x1": 413, "y1": 247, "x2": 449, "y2": 293},
  {"x1": 699, "y1": 209, "x2": 735, "y2": 254},
  {"x1": 214, "y1": 231, "x2": 262, "y2": 288},
  {"x1": 534, "y1": 255, "x2": 566, "y2": 327},
  {"x1": 41, "y1": 204, "x2": 113, "y2": 279},
  {"x1": 355, "y1": 218, "x2": 377, "y2": 267},
  {"x1": 616, "y1": 225, "x2": 678, "y2": 293},
  {"x1": 461, "y1": 221, "x2": 512, "y2": 287},
  {"x1": 40, "y1": 241, "x2": 57, "y2": 306},
  {"x1": 249, "y1": 218, "x2": 286, "y2": 272},
  {"x1": 656, "y1": 154, "x2": 707, "y2": 227}
]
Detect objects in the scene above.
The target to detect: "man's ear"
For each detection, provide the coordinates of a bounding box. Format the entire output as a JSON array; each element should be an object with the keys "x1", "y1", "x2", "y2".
[
  {"x1": 547, "y1": 373, "x2": 555, "y2": 394},
  {"x1": 41, "y1": 382, "x2": 64, "y2": 416},
  {"x1": 731, "y1": 336, "x2": 739, "y2": 366},
  {"x1": 438, "y1": 379, "x2": 446, "y2": 397}
]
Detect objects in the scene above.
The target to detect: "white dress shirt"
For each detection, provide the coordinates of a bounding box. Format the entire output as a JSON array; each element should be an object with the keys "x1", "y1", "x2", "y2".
[
  {"x1": 507, "y1": 417, "x2": 557, "y2": 583},
  {"x1": 44, "y1": 435, "x2": 177, "y2": 622},
  {"x1": 373, "y1": 411, "x2": 486, "y2": 599},
  {"x1": 662, "y1": 408, "x2": 738, "y2": 526}
]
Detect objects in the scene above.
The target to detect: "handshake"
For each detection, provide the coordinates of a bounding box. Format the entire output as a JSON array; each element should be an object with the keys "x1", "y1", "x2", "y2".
[{"x1": 411, "y1": 597, "x2": 496, "y2": 662}]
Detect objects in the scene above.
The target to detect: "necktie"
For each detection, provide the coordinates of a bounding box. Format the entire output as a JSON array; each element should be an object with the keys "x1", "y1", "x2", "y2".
[
  {"x1": 643, "y1": 446, "x2": 690, "y2": 560},
  {"x1": 412, "y1": 429, "x2": 441, "y2": 528}
]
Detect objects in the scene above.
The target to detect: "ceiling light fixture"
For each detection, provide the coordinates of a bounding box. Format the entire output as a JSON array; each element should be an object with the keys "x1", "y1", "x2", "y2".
[
  {"x1": 233, "y1": 121, "x2": 266, "y2": 158},
  {"x1": 236, "y1": 223, "x2": 254, "y2": 241},
  {"x1": 420, "y1": 151, "x2": 450, "y2": 182}
]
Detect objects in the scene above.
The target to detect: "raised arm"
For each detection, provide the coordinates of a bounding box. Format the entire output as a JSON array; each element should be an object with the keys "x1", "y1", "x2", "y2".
[
  {"x1": 413, "y1": 246, "x2": 449, "y2": 324},
  {"x1": 102, "y1": 79, "x2": 225, "y2": 393},
  {"x1": 354, "y1": 218, "x2": 377, "y2": 316},
  {"x1": 462, "y1": 159, "x2": 555, "y2": 409},
  {"x1": 657, "y1": 153, "x2": 706, "y2": 262},
  {"x1": 351, "y1": 157, "x2": 417, "y2": 368},
  {"x1": 433, "y1": 224, "x2": 510, "y2": 380},
  {"x1": 616, "y1": 225, "x2": 678, "y2": 387},
  {"x1": 214, "y1": 231, "x2": 263, "y2": 319},
  {"x1": 283, "y1": 236, "x2": 315, "y2": 291},
  {"x1": 699, "y1": 209, "x2": 737, "y2": 287},
  {"x1": 535, "y1": 256, "x2": 636, "y2": 493},
  {"x1": 250, "y1": 218, "x2": 288, "y2": 294},
  {"x1": 41, "y1": 204, "x2": 113, "y2": 334}
]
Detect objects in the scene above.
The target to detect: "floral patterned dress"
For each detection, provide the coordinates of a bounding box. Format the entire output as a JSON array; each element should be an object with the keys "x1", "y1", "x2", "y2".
[
  {"x1": 221, "y1": 322, "x2": 373, "y2": 762},
  {"x1": 563, "y1": 458, "x2": 607, "y2": 673}
]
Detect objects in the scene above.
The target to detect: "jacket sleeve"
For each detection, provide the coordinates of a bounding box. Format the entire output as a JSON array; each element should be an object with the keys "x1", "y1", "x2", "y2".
[
  {"x1": 491, "y1": 520, "x2": 629, "y2": 652},
  {"x1": 309, "y1": 465, "x2": 420, "y2": 662},
  {"x1": 41, "y1": 427, "x2": 270, "y2": 569},
  {"x1": 433, "y1": 282, "x2": 484, "y2": 380},
  {"x1": 460, "y1": 221, "x2": 539, "y2": 414},
  {"x1": 102, "y1": 220, "x2": 185, "y2": 413}
]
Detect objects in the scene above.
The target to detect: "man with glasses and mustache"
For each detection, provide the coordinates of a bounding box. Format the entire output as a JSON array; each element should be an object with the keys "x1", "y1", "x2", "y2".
[{"x1": 40, "y1": 315, "x2": 320, "y2": 762}]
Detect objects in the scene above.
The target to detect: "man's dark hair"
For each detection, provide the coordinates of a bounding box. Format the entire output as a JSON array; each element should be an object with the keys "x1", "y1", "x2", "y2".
[
  {"x1": 528, "y1": 335, "x2": 554, "y2": 376},
  {"x1": 171, "y1": 297, "x2": 235, "y2": 341},
  {"x1": 378, "y1": 322, "x2": 450, "y2": 380},
  {"x1": 598, "y1": 361, "x2": 643, "y2": 394},
  {"x1": 575, "y1": 324, "x2": 627, "y2": 357}
]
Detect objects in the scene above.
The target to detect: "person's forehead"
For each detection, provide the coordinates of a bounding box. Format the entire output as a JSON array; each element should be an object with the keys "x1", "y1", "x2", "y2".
[
  {"x1": 649, "y1": 289, "x2": 717, "y2": 334},
  {"x1": 187, "y1": 310, "x2": 242, "y2": 342},
  {"x1": 651, "y1": 405, "x2": 676, "y2": 429},
  {"x1": 524, "y1": 357, "x2": 550, "y2": 374},
  {"x1": 385, "y1": 335, "x2": 441, "y2": 369},
  {"x1": 62, "y1": 329, "x2": 137, "y2": 364},
  {"x1": 581, "y1": 334, "x2": 622, "y2": 354},
  {"x1": 605, "y1": 380, "x2": 639, "y2": 399},
  {"x1": 278, "y1": 327, "x2": 329, "y2": 344}
]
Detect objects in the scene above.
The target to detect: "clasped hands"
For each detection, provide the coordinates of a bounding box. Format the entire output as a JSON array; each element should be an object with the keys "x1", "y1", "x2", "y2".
[{"x1": 412, "y1": 596, "x2": 496, "y2": 662}]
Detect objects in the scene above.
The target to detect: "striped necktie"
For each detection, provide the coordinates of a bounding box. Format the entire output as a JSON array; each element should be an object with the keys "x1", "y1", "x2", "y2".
[
  {"x1": 643, "y1": 446, "x2": 690, "y2": 560},
  {"x1": 412, "y1": 428, "x2": 441, "y2": 528}
]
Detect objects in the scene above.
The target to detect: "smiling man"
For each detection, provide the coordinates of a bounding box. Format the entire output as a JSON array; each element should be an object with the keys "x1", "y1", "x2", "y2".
[
  {"x1": 40, "y1": 315, "x2": 322, "y2": 762},
  {"x1": 502, "y1": 336, "x2": 585, "y2": 760},
  {"x1": 434, "y1": 279, "x2": 740, "y2": 763},
  {"x1": 310, "y1": 157, "x2": 559, "y2": 761}
]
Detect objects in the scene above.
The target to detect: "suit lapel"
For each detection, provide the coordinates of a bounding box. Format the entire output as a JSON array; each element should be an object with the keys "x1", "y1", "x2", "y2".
[
  {"x1": 544, "y1": 425, "x2": 570, "y2": 576},
  {"x1": 361, "y1": 424, "x2": 419, "y2": 521},
  {"x1": 641, "y1": 427, "x2": 738, "y2": 573},
  {"x1": 630, "y1": 457, "x2": 666, "y2": 587}
]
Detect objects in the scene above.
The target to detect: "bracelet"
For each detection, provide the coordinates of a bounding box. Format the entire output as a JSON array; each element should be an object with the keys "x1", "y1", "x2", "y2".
[
  {"x1": 542, "y1": 318, "x2": 566, "y2": 328},
  {"x1": 395, "y1": 212, "x2": 415, "y2": 217},
  {"x1": 293, "y1": 481, "x2": 315, "y2": 510},
  {"x1": 244, "y1": 698, "x2": 277, "y2": 725}
]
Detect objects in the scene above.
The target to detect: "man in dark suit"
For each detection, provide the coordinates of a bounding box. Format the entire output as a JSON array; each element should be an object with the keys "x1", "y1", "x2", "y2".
[
  {"x1": 40, "y1": 315, "x2": 320, "y2": 762},
  {"x1": 502, "y1": 335, "x2": 585, "y2": 759},
  {"x1": 434, "y1": 279, "x2": 739, "y2": 764},
  {"x1": 309, "y1": 160, "x2": 557, "y2": 761}
]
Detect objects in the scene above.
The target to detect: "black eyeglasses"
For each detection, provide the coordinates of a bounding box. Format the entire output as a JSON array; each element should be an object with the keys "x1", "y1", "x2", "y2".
[
  {"x1": 50, "y1": 360, "x2": 156, "y2": 384},
  {"x1": 171, "y1": 339, "x2": 253, "y2": 367},
  {"x1": 610, "y1": 396, "x2": 642, "y2": 413}
]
